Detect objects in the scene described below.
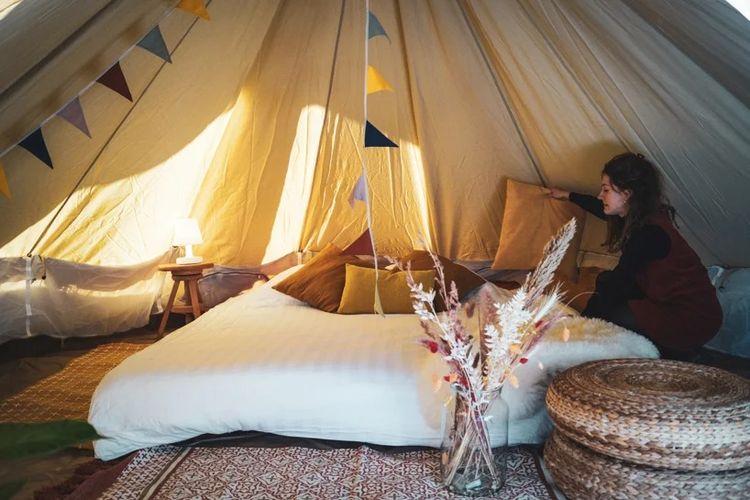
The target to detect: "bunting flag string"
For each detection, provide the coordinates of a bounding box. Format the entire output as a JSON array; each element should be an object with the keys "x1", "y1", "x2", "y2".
[
  {"x1": 177, "y1": 0, "x2": 210, "y2": 21},
  {"x1": 365, "y1": 121, "x2": 398, "y2": 148},
  {"x1": 19, "y1": 129, "x2": 53, "y2": 169},
  {"x1": 97, "y1": 62, "x2": 133, "y2": 101},
  {"x1": 57, "y1": 97, "x2": 91, "y2": 138},
  {"x1": 0, "y1": 160, "x2": 10, "y2": 199},
  {"x1": 366, "y1": 65, "x2": 393, "y2": 94},
  {"x1": 137, "y1": 25, "x2": 172, "y2": 63},
  {"x1": 368, "y1": 11, "x2": 390, "y2": 41},
  {"x1": 0, "y1": 1, "x2": 199, "y2": 202}
]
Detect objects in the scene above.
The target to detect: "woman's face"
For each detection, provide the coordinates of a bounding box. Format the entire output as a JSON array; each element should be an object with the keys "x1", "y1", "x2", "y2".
[{"x1": 598, "y1": 174, "x2": 630, "y2": 217}]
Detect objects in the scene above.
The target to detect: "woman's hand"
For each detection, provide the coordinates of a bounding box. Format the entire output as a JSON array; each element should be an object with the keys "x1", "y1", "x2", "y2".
[{"x1": 545, "y1": 187, "x2": 570, "y2": 200}]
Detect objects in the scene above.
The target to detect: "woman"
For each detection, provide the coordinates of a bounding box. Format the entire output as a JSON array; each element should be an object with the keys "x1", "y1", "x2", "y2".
[{"x1": 547, "y1": 152, "x2": 722, "y2": 360}]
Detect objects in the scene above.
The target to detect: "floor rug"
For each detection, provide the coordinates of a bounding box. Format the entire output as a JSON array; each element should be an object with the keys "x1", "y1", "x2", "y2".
[
  {"x1": 98, "y1": 445, "x2": 555, "y2": 499},
  {"x1": 0, "y1": 342, "x2": 146, "y2": 422}
]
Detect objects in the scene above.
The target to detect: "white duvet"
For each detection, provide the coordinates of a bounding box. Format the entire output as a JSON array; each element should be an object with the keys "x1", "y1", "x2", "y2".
[{"x1": 89, "y1": 267, "x2": 658, "y2": 460}]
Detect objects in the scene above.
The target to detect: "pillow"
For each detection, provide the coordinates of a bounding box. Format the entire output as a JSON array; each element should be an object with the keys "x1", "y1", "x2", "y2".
[
  {"x1": 273, "y1": 244, "x2": 373, "y2": 312},
  {"x1": 337, "y1": 264, "x2": 435, "y2": 314},
  {"x1": 492, "y1": 178, "x2": 585, "y2": 280},
  {"x1": 400, "y1": 250, "x2": 486, "y2": 304}
]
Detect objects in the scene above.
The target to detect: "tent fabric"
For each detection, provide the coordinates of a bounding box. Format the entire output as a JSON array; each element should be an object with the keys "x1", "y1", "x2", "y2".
[{"x1": 0, "y1": 0, "x2": 748, "y2": 341}]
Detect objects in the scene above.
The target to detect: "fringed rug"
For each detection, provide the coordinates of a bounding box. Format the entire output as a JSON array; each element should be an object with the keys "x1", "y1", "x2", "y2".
[
  {"x1": 98, "y1": 445, "x2": 555, "y2": 499},
  {"x1": 0, "y1": 342, "x2": 146, "y2": 422}
]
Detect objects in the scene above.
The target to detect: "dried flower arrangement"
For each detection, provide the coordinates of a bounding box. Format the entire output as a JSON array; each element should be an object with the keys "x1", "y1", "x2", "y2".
[{"x1": 391, "y1": 217, "x2": 577, "y2": 494}]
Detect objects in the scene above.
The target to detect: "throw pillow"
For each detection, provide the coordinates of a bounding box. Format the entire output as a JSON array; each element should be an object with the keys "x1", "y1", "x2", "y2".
[
  {"x1": 273, "y1": 244, "x2": 372, "y2": 312},
  {"x1": 337, "y1": 264, "x2": 435, "y2": 314},
  {"x1": 400, "y1": 250, "x2": 486, "y2": 305},
  {"x1": 491, "y1": 178, "x2": 585, "y2": 279}
]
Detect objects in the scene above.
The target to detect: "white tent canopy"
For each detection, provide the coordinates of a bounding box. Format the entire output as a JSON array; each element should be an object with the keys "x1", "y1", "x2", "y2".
[{"x1": 0, "y1": 0, "x2": 749, "y2": 342}]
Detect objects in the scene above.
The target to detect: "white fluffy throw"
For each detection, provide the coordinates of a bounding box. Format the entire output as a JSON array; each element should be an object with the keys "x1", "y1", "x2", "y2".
[{"x1": 502, "y1": 315, "x2": 659, "y2": 444}]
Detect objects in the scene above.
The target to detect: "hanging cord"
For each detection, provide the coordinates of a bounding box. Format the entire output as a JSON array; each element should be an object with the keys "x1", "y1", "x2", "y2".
[
  {"x1": 457, "y1": 0, "x2": 546, "y2": 185},
  {"x1": 363, "y1": 0, "x2": 384, "y2": 315},
  {"x1": 25, "y1": 2, "x2": 211, "y2": 257}
]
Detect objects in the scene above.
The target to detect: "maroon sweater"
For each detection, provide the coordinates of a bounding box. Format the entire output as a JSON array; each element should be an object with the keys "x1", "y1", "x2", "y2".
[
  {"x1": 628, "y1": 214, "x2": 722, "y2": 351},
  {"x1": 570, "y1": 193, "x2": 722, "y2": 351}
]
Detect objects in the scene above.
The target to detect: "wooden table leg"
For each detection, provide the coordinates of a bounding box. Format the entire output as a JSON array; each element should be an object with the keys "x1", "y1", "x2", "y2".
[
  {"x1": 158, "y1": 280, "x2": 180, "y2": 338},
  {"x1": 187, "y1": 278, "x2": 202, "y2": 319}
]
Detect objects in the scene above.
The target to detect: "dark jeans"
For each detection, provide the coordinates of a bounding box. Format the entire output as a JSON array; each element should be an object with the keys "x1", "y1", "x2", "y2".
[{"x1": 590, "y1": 303, "x2": 700, "y2": 362}]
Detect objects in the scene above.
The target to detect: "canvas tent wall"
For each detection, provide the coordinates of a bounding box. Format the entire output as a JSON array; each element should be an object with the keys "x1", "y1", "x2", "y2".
[{"x1": 0, "y1": 0, "x2": 749, "y2": 343}]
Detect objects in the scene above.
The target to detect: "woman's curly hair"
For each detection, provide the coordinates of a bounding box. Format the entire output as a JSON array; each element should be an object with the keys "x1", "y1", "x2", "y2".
[{"x1": 602, "y1": 152, "x2": 676, "y2": 251}]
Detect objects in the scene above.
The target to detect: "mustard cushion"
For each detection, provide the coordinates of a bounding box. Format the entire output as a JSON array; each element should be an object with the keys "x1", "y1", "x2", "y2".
[
  {"x1": 337, "y1": 264, "x2": 435, "y2": 314},
  {"x1": 492, "y1": 178, "x2": 585, "y2": 279}
]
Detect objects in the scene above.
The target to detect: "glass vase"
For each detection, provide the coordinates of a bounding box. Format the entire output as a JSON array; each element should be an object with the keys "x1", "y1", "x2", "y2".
[{"x1": 440, "y1": 386, "x2": 509, "y2": 496}]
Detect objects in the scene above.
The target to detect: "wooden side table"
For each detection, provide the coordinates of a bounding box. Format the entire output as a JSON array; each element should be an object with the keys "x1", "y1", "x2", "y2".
[{"x1": 157, "y1": 262, "x2": 214, "y2": 337}]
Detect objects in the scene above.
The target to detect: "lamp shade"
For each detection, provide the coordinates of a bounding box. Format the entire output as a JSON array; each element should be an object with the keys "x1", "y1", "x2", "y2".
[{"x1": 173, "y1": 218, "x2": 203, "y2": 246}]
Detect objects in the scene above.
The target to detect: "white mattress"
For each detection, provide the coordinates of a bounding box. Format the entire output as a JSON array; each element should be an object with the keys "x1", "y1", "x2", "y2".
[{"x1": 90, "y1": 266, "x2": 658, "y2": 459}]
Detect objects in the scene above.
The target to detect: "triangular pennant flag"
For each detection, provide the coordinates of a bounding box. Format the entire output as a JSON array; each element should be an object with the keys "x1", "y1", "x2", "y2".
[
  {"x1": 365, "y1": 121, "x2": 398, "y2": 148},
  {"x1": 137, "y1": 25, "x2": 172, "y2": 63},
  {"x1": 57, "y1": 97, "x2": 91, "y2": 137},
  {"x1": 0, "y1": 160, "x2": 11, "y2": 199},
  {"x1": 19, "y1": 129, "x2": 53, "y2": 169},
  {"x1": 347, "y1": 174, "x2": 368, "y2": 208},
  {"x1": 367, "y1": 65, "x2": 394, "y2": 95},
  {"x1": 177, "y1": 0, "x2": 210, "y2": 20},
  {"x1": 341, "y1": 229, "x2": 375, "y2": 256},
  {"x1": 97, "y1": 62, "x2": 133, "y2": 101},
  {"x1": 368, "y1": 11, "x2": 390, "y2": 41}
]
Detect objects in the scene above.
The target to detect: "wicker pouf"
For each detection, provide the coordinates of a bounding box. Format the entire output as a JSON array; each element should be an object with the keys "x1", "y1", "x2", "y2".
[
  {"x1": 544, "y1": 429, "x2": 750, "y2": 499},
  {"x1": 545, "y1": 359, "x2": 750, "y2": 471}
]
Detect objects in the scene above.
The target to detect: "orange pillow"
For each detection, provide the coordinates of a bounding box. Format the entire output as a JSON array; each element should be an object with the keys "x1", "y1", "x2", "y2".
[
  {"x1": 273, "y1": 244, "x2": 373, "y2": 312},
  {"x1": 492, "y1": 179, "x2": 585, "y2": 279},
  {"x1": 400, "y1": 250, "x2": 485, "y2": 308}
]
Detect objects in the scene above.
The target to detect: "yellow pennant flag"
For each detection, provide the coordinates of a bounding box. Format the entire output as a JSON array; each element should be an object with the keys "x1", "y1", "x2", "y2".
[
  {"x1": 177, "y1": 0, "x2": 210, "y2": 20},
  {"x1": 0, "y1": 160, "x2": 10, "y2": 199},
  {"x1": 367, "y1": 65, "x2": 393, "y2": 94}
]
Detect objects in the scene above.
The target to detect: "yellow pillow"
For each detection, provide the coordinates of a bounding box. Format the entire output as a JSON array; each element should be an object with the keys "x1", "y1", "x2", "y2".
[
  {"x1": 337, "y1": 264, "x2": 435, "y2": 314},
  {"x1": 492, "y1": 179, "x2": 584, "y2": 279}
]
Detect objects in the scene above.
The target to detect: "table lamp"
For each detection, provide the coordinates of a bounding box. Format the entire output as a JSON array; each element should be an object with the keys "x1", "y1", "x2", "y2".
[{"x1": 173, "y1": 218, "x2": 203, "y2": 264}]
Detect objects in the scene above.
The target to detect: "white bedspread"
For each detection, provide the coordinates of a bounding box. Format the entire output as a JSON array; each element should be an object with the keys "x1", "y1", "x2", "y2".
[{"x1": 90, "y1": 268, "x2": 658, "y2": 460}]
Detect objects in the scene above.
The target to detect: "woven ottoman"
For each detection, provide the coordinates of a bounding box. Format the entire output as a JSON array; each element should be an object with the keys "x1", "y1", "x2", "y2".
[{"x1": 543, "y1": 359, "x2": 750, "y2": 498}]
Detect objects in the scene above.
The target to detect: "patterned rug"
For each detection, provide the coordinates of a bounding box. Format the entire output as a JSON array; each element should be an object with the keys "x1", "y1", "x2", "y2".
[
  {"x1": 98, "y1": 445, "x2": 555, "y2": 499},
  {"x1": 0, "y1": 342, "x2": 146, "y2": 422}
]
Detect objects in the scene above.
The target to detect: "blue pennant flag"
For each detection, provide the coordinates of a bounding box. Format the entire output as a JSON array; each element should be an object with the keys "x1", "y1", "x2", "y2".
[
  {"x1": 137, "y1": 26, "x2": 172, "y2": 63},
  {"x1": 19, "y1": 129, "x2": 53, "y2": 169},
  {"x1": 368, "y1": 12, "x2": 390, "y2": 42},
  {"x1": 365, "y1": 121, "x2": 398, "y2": 148}
]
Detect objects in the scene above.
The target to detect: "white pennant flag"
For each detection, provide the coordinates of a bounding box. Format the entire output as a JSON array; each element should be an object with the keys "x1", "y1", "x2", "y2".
[{"x1": 348, "y1": 174, "x2": 368, "y2": 208}]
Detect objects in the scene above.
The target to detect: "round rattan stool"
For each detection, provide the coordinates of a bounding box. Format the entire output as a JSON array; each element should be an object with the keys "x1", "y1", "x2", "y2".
[
  {"x1": 544, "y1": 429, "x2": 750, "y2": 500},
  {"x1": 545, "y1": 359, "x2": 750, "y2": 471}
]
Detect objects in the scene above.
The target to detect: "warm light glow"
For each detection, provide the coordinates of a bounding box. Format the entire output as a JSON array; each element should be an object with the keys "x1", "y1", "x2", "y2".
[
  {"x1": 174, "y1": 218, "x2": 203, "y2": 265},
  {"x1": 262, "y1": 104, "x2": 326, "y2": 263},
  {"x1": 173, "y1": 218, "x2": 203, "y2": 246}
]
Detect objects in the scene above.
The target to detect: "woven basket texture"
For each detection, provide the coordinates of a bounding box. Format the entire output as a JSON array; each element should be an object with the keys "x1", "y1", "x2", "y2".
[
  {"x1": 544, "y1": 429, "x2": 750, "y2": 500},
  {"x1": 546, "y1": 358, "x2": 750, "y2": 471}
]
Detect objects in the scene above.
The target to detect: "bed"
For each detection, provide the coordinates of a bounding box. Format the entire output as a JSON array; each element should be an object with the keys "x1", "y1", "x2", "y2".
[{"x1": 89, "y1": 266, "x2": 658, "y2": 460}]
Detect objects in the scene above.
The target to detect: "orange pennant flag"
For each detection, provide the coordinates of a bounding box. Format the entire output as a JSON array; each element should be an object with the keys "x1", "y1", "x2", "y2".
[
  {"x1": 0, "y1": 159, "x2": 11, "y2": 199},
  {"x1": 177, "y1": 0, "x2": 210, "y2": 20},
  {"x1": 367, "y1": 65, "x2": 393, "y2": 94}
]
